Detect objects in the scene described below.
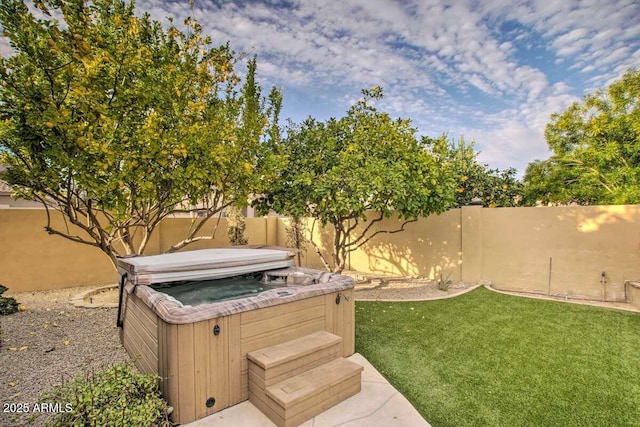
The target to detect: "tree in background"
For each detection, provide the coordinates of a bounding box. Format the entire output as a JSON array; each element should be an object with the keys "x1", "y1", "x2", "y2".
[
  {"x1": 255, "y1": 88, "x2": 456, "y2": 272},
  {"x1": 226, "y1": 206, "x2": 248, "y2": 246},
  {"x1": 434, "y1": 137, "x2": 523, "y2": 207},
  {"x1": 522, "y1": 69, "x2": 640, "y2": 206},
  {"x1": 284, "y1": 216, "x2": 308, "y2": 266},
  {"x1": 0, "y1": 0, "x2": 281, "y2": 267}
]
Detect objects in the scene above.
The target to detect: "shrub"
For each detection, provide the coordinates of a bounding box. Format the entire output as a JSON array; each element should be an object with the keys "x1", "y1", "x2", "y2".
[
  {"x1": 227, "y1": 206, "x2": 249, "y2": 246},
  {"x1": 436, "y1": 272, "x2": 453, "y2": 291},
  {"x1": 0, "y1": 284, "x2": 19, "y2": 316},
  {"x1": 44, "y1": 362, "x2": 173, "y2": 427},
  {"x1": 285, "y1": 216, "x2": 308, "y2": 265}
]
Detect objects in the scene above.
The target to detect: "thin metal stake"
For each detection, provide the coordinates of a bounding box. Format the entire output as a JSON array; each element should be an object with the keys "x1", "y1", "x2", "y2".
[{"x1": 547, "y1": 257, "x2": 552, "y2": 296}]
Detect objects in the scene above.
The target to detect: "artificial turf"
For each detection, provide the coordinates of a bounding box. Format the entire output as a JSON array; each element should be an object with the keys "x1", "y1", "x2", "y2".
[{"x1": 355, "y1": 287, "x2": 640, "y2": 427}]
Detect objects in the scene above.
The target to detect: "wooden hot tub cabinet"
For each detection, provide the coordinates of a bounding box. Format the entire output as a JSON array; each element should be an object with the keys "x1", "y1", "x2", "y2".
[{"x1": 120, "y1": 287, "x2": 355, "y2": 424}]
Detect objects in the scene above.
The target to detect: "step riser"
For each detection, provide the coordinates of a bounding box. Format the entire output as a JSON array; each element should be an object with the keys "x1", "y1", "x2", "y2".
[
  {"x1": 286, "y1": 376, "x2": 361, "y2": 427},
  {"x1": 247, "y1": 331, "x2": 342, "y2": 369},
  {"x1": 249, "y1": 343, "x2": 342, "y2": 387},
  {"x1": 247, "y1": 332, "x2": 363, "y2": 427},
  {"x1": 249, "y1": 370, "x2": 361, "y2": 427},
  {"x1": 266, "y1": 358, "x2": 362, "y2": 408}
]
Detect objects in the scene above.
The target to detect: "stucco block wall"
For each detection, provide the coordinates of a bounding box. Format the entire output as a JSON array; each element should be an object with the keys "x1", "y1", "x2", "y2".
[
  {"x1": 280, "y1": 205, "x2": 640, "y2": 302},
  {"x1": 349, "y1": 210, "x2": 462, "y2": 280},
  {"x1": 0, "y1": 209, "x2": 116, "y2": 291},
  {"x1": 2, "y1": 205, "x2": 639, "y2": 300},
  {"x1": 0, "y1": 211, "x2": 276, "y2": 292},
  {"x1": 481, "y1": 205, "x2": 640, "y2": 301},
  {"x1": 280, "y1": 210, "x2": 462, "y2": 281},
  {"x1": 276, "y1": 217, "x2": 337, "y2": 271}
]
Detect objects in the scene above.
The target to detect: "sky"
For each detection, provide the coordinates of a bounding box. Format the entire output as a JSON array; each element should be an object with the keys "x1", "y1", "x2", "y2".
[{"x1": 1, "y1": 0, "x2": 639, "y2": 175}]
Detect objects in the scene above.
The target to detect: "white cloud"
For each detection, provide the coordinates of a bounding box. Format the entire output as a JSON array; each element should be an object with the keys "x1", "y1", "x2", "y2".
[
  {"x1": 467, "y1": 81, "x2": 579, "y2": 173},
  {"x1": 2, "y1": 0, "x2": 638, "y2": 176},
  {"x1": 0, "y1": 37, "x2": 12, "y2": 58}
]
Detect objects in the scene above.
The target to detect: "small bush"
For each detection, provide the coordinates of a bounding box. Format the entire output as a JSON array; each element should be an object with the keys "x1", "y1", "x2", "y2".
[
  {"x1": 436, "y1": 272, "x2": 453, "y2": 291},
  {"x1": 0, "y1": 284, "x2": 19, "y2": 316},
  {"x1": 44, "y1": 362, "x2": 173, "y2": 427},
  {"x1": 227, "y1": 206, "x2": 248, "y2": 246},
  {"x1": 285, "y1": 216, "x2": 308, "y2": 266}
]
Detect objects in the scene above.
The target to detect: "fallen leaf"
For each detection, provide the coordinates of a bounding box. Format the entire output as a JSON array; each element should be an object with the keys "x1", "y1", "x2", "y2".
[
  {"x1": 18, "y1": 305, "x2": 26, "y2": 311},
  {"x1": 43, "y1": 323, "x2": 49, "y2": 329},
  {"x1": 9, "y1": 347, "x2": 17, "y2": 351},
  {"x1": 63, "y1": 340, "x2": 70, "y2": 346},
  {"x1": 8, "y1": 382, "x2": 15, "y2": 387},
  {"x1": 19, "y1": 346, "x2": 28, "y2": 351}
]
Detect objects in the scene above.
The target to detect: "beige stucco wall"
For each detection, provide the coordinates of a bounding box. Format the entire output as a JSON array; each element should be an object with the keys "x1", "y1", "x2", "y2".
[
  {"x1": 480, "y1": 205, "x2": 640, "y2": 302},
  {"x1": 275, "y1": 217, "x2": 335, "y2": 270},
  {"x1": 0, "y1": 209, "x2": 117, "y2": 292},
  {"x1": 275, "y1": 206, "x2": 639, "y2": 302},
  {"x1": 2, "y1": 205, "x2": 639, "y2": 300},
  {"x1": 349, "y1": 210, "x2": 462, "y2": 280},
  {"x1": 0, "y1": 211, "x2": 277, "y2": 292},
  {"x1": 276, "y1": 211, "x2": 462, "y2": 281}
]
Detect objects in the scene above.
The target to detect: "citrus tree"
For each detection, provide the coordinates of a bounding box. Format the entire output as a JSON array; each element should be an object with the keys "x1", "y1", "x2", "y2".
[
  {"x1": 0, "y1": 0, "x2": 281, "y2": 267},
  {"x1": 255, "y1": 88, "x2": 456, "y2": 272},
  {"x1": 438, "y1": 137, "x2": 523, "y2": 208}
]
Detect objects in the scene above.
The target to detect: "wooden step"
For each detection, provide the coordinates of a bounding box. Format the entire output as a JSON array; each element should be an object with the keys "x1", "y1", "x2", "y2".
[
  {"x1": 250, "y1": 357, "x2": 363, "y2": 427},
  {"x1": 248, "y1": 331, "x2": 343, "y2": 387}
]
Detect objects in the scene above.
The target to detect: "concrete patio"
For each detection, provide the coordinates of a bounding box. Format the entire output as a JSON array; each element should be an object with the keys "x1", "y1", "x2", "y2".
[{"x1": 185, "y1": 353, "x2": 431, "y2": 427}]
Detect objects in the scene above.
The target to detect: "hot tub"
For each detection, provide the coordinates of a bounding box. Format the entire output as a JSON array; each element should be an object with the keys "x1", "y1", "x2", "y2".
[{"x1": 116, "y1": 248, "x2": 355, "y2": 425}]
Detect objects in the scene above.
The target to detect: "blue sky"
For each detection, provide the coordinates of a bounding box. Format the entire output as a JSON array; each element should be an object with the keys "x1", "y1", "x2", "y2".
[{"x1": 2, "y1": 0, "x2": 639, "y2": 175}]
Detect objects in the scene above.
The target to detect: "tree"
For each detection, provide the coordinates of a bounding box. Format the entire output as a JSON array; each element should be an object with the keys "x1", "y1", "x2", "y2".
[
  {"x1": 255, "y1": 87, "x2": 456, "y2": 272},
  {"x1": 522, "y1": 69, "x2": 640, "y2": 205},
  {"x1": 226, "y1": 206, "x2": 248, "y2": 246},
  {"x1": 435, "y1": 137, "x2": 523, "y2": 207},
  {"x1": 284, "y1": 216, "x2": 308, "y2": 266},
  {"x1": 0, "y1": 0, "x2": 281, "y2": 267}
]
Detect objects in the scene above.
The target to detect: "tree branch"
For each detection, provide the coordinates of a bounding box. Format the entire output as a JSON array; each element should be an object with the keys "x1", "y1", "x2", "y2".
[
  {"x1": 308, "y1": 217, "x2": 331, "y2": 271},
  {"x1": 346, "y1": 211, "x2": 385, "y2": 248},
  {"x1": 166, "y1": 200, "x2": 232, "y2": 253},
  {"x1": 349, "y1": 217, "x2": 418, "y2": 251}
]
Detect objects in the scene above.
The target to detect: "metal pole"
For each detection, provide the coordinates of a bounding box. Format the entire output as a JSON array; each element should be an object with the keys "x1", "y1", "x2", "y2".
[{"x1": 547, "y1": 257, "x2": 552, "y2": 296}]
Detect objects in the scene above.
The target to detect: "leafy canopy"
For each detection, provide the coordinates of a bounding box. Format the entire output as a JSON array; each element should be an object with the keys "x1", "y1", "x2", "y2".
[
  {"x1": 434, "y1": 136, "x2": 523, "y2": 208},
  {"x1": 523, "y1": 69, "x2": 640, "y2": 205},
  {"x1": 0, "y1": 0, "x2": 281, "y2": 265},
  {"x1": 256, "y1": 87, "x2": 456, "y2": 272}
]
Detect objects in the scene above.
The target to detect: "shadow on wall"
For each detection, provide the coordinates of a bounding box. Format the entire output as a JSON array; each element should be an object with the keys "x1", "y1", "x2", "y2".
[
  {"x1": 559, "y1": 204, "x2": 640, "y2": 234},
  {"x1": 276, "y1": 217, "x2": 338, "y2": 271},
  {"x1": 348, "y1": 210, "x2": 462, "y2": 281},
  {"x1": 481, "y1": 205, "x2": 640, "y2": 302}
]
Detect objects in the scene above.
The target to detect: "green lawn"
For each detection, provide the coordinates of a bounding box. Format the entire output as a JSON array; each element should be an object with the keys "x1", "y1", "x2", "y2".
[{"x1": 355, "y1": 287, "x2": 640, "y2": 427}]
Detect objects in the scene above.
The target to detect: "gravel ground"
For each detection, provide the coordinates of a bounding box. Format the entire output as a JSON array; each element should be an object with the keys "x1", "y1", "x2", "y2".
[
  {"x1": 0, "y1": 286, "x2": 131, "y2": 427},
  {"x1": 348, "y1": 272, "x2": 474, "y2": 301}
]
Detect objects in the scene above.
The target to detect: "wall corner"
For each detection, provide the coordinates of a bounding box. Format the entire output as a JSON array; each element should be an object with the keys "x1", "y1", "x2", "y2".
[{"x1": 460, "y1": 205, "x2": 483, "y2": 284}]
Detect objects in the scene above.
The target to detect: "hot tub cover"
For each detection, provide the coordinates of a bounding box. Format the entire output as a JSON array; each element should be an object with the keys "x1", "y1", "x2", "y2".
[{"x1": 116, "y1": 248, "x2": 295, "y2": 285}]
